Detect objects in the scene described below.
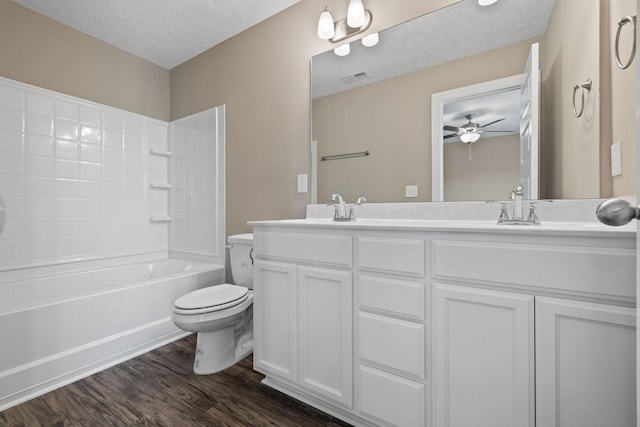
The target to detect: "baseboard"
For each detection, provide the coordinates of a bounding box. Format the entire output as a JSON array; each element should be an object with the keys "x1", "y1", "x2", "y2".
[
  {"x1": 0, "y1": 318, "x2": 190, "y2": 412},
  {"x1": 261, "y1": 377, "x2": 375, "y2": 427}
]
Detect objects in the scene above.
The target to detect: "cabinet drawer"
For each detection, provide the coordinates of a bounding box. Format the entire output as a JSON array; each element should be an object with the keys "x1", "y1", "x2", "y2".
[
  {"x1": 358, "y1": 236, "x2": 425, "y2": 277},
  {"x1": 359, "y1": 365, "x2": 425, "y2": 427},
  {"x1": 359, "y1": 312, "x2": 424, "y2": 378},
  {"x1": 432, "y1": 240, "x2": 635, "y2": 300},
  {"x1": 358, "y1": 275, "x2": 425, "y2": 320},
  {"x1": 254, "y1": 231, "x2": 352, "y2": 268}
]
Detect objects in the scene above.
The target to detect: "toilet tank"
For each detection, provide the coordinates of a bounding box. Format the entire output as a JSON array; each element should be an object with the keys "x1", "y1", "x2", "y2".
[{"x1": 228, "y1": 233, "x2": 254, "y2": 289}]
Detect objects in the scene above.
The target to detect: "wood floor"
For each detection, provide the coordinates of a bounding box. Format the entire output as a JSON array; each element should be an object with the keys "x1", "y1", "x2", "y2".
[{"x1": 0, "y1": 335, "x2": 352, "y2": 426}]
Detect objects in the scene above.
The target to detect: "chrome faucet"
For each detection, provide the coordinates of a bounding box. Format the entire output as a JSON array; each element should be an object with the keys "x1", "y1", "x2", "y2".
[
  {"x1": 509, "y1": 185, "x2": 524, "y2": 220},
  {"x1": 331, "y1": 193, "x2": 347, "y2": 218},
  {"x1": 496, "y1": 185, "x2": 540, "y2": 225},
  {"x1": 330, "y1": 193, "x2": 365, "y2": 222}
]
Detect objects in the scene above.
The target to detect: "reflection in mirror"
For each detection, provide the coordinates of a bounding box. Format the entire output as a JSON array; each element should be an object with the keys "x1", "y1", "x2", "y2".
[
  {"x1": 311, "y1": 0, "x2": 637, "y2": 204},
  {"x1": 433, "y1": 74, "x2": 527, "y2": 201}
]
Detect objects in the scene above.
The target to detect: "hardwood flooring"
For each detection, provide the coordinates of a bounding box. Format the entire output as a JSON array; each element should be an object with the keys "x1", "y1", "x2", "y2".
[{"x1": 0, "y1": 335, "x2": 352, "y2": 427}]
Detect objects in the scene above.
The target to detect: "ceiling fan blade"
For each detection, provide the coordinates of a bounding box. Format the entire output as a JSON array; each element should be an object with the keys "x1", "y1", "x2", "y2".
[
  {"x1": 482, "y1": 130, "x2": 517, "y2": 133},
  {"x1": 444, "y1": 125, "x2": 461, "y2": 132},
  {"x1": 480, "y1": 118, "x2": 506, "y2": 128},
  {"x1": 443, "y1": 133, "x2": 458, "y2": 139}
]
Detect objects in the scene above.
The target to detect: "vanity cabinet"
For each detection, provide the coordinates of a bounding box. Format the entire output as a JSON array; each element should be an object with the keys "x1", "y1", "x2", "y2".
[
  {"x1": 433, "y1": 284, "x2": 535, "y2": 427},
  {"x1": 253, "y1": 260, "x2": 297, "y2": 381},
  {"x1": 535, "y1": 297, "x2": 636, "y2": 427},
  {"x1": 430, "y1": 233, "x2": 636, "y2": 427},
  {"x1": 251, "y1": 221, "x2": 635, "y2": 427},
  {"x1": 252, "y1": 230, "x2": 353, "y2": 409},
  {"x1": 356, "y1": 235, "x2": 427, "y2": 426}
]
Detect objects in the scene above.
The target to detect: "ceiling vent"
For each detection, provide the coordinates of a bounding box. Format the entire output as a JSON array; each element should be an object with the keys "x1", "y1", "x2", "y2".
[{"x1": 341, "y1": 71, "x2": 370, "y2": 83}]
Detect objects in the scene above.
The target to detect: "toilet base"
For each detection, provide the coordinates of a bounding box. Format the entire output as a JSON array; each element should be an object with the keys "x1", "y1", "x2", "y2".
[{"x1": 193, "y1": 329, "x2": 253, "y2": 375}]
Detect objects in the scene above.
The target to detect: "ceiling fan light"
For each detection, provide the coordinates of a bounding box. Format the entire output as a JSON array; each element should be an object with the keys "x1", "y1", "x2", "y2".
[
  {"x1": 362, "y1": 32, "x2": 379, "y2": 47},
  {"x1": 478, "y1": 0, "x2": 498, "y2": 6},
  {"x1": 460, "y1": 132, "x2": 481, "y2": 143},
  {"x1": 317, "y1": 7, "x2": 335, "y2": 40},
  {"x1": 334, "y1": 43, "x2": 350, "y2": 57},
  {"x1": 347, "y1": 0, "x2": 366, "y2": 28}
]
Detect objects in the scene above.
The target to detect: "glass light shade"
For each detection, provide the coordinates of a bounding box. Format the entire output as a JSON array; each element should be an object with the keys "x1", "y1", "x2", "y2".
[
  {"x1": 334, "y1": 43, "x2": 350, "y2": 57},
  {"x1": 362, "y1": 32, "x2": 379, "y2": 47},
  {"x1": 347, "y1": 0, "x2": 366, "y2": 28},
  {"x1": 317, "y1": 8, "x2": 335, "y2": 40},
  {"x1": 460, "y1": 132, "x2": 481, "y2": 143},
  {"x1": 478, "y1": 0, "x2": 498, "y2": 5}
]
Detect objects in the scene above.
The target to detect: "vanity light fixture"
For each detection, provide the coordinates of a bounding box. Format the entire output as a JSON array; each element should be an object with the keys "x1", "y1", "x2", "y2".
[
  {"x1": 347, "y1": 0, "x2": 366, "y2": 28},
  {"x1": 459, "y1": 132, "x2": 481, "y2": 143},
  {"x1": 478, "y1": 0, "x2": 498, "y2": 6},
  {"x1": 334, "y1": 43, "x2": 351, "y2": 56},
  {"x1": 317, "y1": 7, "x2": 335, "y2": 40},
  {"x1": 317, "y1": 1, "x2": 372, "y2": 44},
  {"x1": 361, "y1": 32, "x2": 379, "y2": 47}
]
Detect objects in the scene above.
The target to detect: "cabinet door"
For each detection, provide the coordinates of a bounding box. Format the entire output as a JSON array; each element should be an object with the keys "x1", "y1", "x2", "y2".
[
  {"x1": 536, "y1": 297, "x2": 636, "y2": 427},
  {"x1": 433, "y1": 283, "x2": 534, "y2": 427},
  {"x1": 298, "y1": 266, "x2": 353, "y2": 408},
  {"x1": 253, "y1": 260, "x2": 297, "y2": 381}
]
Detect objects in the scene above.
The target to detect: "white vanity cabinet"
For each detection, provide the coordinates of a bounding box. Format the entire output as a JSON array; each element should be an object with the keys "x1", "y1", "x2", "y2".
[
  {"x1": 430, "y1": 232, "x2": 636, "y2": 427},
  {"x1": 252, "y1": 230, "x2": 354, "y2": 409},
  {"x1": 535, "y1": 297, "x2": 636, "y2": 427},
  {"x1": 432, "y1": 284, "x2": 535, "y2": 427},
  {"x1": 251, "y1": 220, "x2": 635, "y2": 427},
  {"x1": 356, "y1": 235, "x2": 427, "y2": 427}
]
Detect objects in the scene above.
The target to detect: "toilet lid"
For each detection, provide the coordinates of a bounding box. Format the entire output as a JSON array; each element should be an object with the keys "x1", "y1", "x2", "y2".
[{"x1": 174, "y1": 284, "x2": 249, "y2": 312}]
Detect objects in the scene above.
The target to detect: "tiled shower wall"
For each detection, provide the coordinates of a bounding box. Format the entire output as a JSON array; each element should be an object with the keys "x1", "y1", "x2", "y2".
[
  {"x1": 0, "y1": 77, "x2": 169, "y2": 270},
  {"x1": 170, "y1": 107, "x2": 225, "y2": 265}
]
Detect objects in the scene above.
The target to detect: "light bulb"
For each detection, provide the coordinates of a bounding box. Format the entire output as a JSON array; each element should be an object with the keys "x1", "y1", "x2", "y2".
[
  {"x1": 478, "y1": 0, "x2": 498, "y2": 6},
  {"x1": 460, "y1": 132, "x2": 481, "y2": 143},
  {"x1": 362, "y1": 32, "x2": 379, "y2": 47},
  {"x1": 317, "y1": 7, "x2": 335, "y2": 40},
  {"x1": 347, "y1": 0, "x2": 365, "y2": 28},
  {"x1": 334, "y1": 43, "x2": 350, "y2": 57}
]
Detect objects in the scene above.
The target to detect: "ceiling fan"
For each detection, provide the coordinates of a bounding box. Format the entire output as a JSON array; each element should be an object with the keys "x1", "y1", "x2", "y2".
[{"x1": 443, "y1": 113, "x2": 514, "y2": 144}]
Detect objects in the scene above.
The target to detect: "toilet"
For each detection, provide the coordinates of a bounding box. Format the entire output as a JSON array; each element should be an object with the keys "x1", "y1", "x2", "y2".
[{"x1": 171, "y1": 233, "x2": 254, "y2": 375}]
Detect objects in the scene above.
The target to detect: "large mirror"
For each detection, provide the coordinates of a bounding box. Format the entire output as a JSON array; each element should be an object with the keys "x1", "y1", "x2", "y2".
[{"x1": 311, "y1": 0, "x2": 637, "y2": 204}]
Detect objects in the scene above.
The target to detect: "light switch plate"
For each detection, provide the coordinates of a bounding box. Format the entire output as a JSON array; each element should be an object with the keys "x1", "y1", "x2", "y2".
[
  {"x1": 297, "y1": 174, "x2": 308, "y2": 193},
  {"x1": 611, "y1": 141, "x2": 622, "y2": 177},
  {"x1": 405, "y1": 185, "x2": 418, "y2": 198}
]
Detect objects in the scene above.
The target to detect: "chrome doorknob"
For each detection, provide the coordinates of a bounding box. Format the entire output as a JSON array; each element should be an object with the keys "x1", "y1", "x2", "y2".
[{"x1": 596, "y1": 198, "x2": 640, "y2": 226}]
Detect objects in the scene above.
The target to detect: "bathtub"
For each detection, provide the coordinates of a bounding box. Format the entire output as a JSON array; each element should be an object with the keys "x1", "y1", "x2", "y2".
[{"x1": 0, "y1": 256, "x2": 225, "y2": 411}]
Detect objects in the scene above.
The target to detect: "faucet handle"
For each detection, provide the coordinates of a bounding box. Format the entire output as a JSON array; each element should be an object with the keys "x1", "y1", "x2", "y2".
[
  {"x1": 356, "y1": 195, "x2": 367, "y2": 205},
  {"x1": 497, "y1": 202, "x2": 510, "y2": 224},
  {"x1": 526, "y1": 202, "x2": 540, "y2": 224}
]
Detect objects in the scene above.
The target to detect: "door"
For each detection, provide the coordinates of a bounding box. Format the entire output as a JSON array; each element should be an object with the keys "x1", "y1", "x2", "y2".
[
  {"x1": 433, "y1": 283, "x2": 534, "y2": 427},
  {"x1": 298, "y1": 266, "x2": 353, "y2": 407},
  {"x1": 520, "y1": 42, "x2": 540, "y2": 199}
]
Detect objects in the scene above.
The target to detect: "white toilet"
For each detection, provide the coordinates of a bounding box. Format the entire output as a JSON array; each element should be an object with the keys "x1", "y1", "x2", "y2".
[{"x1": 171, "y1": 233, "x2": 254, "y2": 375}]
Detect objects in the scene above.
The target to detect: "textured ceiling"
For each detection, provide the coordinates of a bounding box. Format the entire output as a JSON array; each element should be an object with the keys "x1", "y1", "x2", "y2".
[
  {"x1": 12, "y1": 0, "x2": 299, "y2": 70},
  {"x1": 311, "y1": 0, "x2": 555, "y2": 98}
]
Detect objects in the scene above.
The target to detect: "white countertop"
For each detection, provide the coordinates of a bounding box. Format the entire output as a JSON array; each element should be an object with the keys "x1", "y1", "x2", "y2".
[
  {"x1": 249, "y1": 199, "x2": 637, "y2": 238},
  {"x1": 249, "y1": 217, "x2": 636, "y2": 237}
]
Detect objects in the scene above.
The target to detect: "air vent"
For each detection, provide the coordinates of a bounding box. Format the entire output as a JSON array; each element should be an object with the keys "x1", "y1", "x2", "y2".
[{"x1": 341, "y1": 71, "x2": 370, "y2": 83}]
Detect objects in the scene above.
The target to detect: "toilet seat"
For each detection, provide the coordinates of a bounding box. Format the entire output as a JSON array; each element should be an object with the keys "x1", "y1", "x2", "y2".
[{"x1": 173, "y1": 284, "x2": 249, "y2": 315}]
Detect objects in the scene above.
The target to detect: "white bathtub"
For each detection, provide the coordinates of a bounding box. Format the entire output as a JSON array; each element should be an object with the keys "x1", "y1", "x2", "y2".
[{"x1": 0, "y1": 256, "x2": 225, "y2": 411}]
